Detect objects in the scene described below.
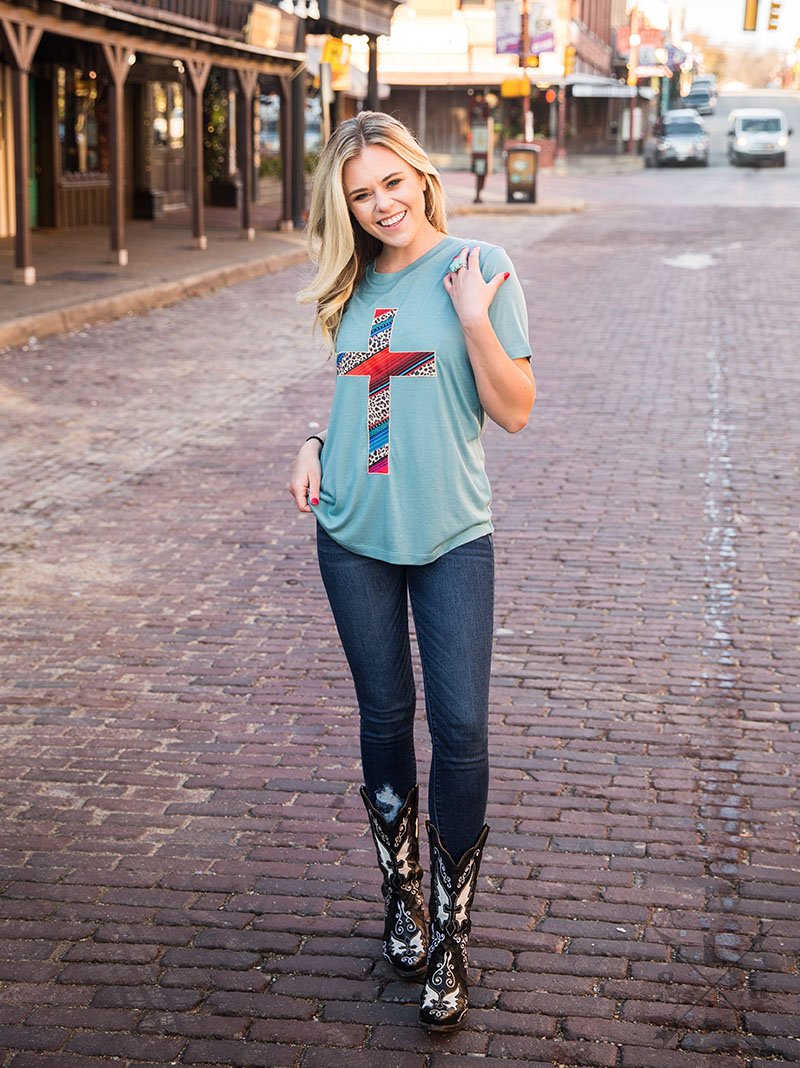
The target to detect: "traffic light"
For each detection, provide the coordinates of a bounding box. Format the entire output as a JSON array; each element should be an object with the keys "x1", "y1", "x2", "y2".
[
  {"x1": 743, "y1": 0, "x2": 759, "y2": 30},
  {"x1": 767, "y1": 1, "x2": 780, "y2": 29},
  {"x1": 564, "y1": 45, "x2": 576, "y2": 76}
]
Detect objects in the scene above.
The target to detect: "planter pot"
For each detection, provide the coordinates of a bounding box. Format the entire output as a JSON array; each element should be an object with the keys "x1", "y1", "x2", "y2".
[
  {"x1": 532, "y1": 138, "x2": 556, "y2": 168},
  {"x1": 208, "y1": 176, "x2": 241, "y2": 208}
]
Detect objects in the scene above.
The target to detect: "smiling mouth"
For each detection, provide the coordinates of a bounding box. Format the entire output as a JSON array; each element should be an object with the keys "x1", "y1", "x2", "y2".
[{"x1": 377, "y1": 211, "x2": 407, "y2": 228}]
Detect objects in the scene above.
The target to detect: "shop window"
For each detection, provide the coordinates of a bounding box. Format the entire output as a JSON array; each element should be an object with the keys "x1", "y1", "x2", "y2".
[
  {"x1": 152, "y1": 81, "x2": 185, "y2": 149},
  {"x1": 57, "y1": 66, "x2": 108, "y2": 175}
]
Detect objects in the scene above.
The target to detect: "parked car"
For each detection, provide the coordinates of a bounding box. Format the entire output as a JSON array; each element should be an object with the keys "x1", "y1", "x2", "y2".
[
  {"x1": 690, "y1": 75, "x2": 718, "y2": 111},
  {"x1": 681, "y1": 87, "x2": 714, "y2": 115},
  {"x1": 727, "y1": 108, "x2": 792, "y2": 167},
  {"x1": 647, "y1": 115, "x2": 710, "y2": 167}
]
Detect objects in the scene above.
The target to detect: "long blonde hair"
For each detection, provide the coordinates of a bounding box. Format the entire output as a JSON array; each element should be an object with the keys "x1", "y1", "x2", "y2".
[{"x1": 297, "y1": 111, "x2": 448, "y2": 352}]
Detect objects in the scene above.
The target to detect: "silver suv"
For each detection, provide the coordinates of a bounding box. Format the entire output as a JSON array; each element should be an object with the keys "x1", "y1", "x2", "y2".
[{"x1": 649, "y1": 115, "x2": 710, "y2": 167}]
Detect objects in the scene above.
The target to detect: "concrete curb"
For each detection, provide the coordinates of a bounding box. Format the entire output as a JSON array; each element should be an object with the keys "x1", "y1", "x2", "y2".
[
  {"x1": 0, "y1": 247, "x2": 309, "y2": 353},
  {"x1": 449, "y1": 199, "x2": 586, "y2": 217}
]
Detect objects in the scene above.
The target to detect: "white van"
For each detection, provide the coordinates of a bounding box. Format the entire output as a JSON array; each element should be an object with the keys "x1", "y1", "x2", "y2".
[{"x1": 727, "y1": 108, "x2": 792, "y2": 167}]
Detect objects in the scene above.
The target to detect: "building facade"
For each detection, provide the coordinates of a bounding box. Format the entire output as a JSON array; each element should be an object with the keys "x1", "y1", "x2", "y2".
[{"x1": 347, "y1": 0, "x2": 656, "y2": 165}]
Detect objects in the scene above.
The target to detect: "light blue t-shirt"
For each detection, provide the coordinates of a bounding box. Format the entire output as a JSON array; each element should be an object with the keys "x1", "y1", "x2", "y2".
[{"x1": 313, "y1": 235, "x2": 531, "y2": 565}]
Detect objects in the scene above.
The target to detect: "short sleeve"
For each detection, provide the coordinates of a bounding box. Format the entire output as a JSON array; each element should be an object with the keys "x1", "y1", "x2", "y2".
[{"x1": 480, "y1": 244, "x2": 532, "y2": 362}]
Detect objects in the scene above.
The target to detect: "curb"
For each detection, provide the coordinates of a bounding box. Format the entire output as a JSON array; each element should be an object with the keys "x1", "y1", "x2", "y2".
[
  {"x1": 0, "y1": 247, "x2": 309, "y2": 353},
  {"x1": 449, "y1": 199, "x2": 586, "y2": 217}
]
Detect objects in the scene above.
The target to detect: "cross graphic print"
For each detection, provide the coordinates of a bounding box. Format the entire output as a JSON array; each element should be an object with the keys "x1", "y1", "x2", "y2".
[{"x1": 336, "y1": 308, "x2": 437, "y2": 474}]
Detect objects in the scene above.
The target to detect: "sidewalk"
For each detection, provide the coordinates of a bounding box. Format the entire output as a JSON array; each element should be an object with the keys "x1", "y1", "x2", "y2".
[{"x1": 0, "y1": 171, "x2": 583, "y2": 351}]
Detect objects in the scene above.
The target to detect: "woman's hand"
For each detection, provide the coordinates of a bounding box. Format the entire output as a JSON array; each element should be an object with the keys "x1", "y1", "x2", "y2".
[
  {"x1": 443, "y1": 245, "x2": 508, "y2": 330},
  {"x1": 444, "y1": 245, "x2": 534, "y2": 433},
  {"x1": 288, "y1": 438, "x2": 322, "y2": 513}
]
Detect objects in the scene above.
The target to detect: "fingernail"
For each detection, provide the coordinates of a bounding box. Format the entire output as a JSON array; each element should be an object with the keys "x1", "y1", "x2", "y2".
[
  {"x1": 310, "y1": 498, "x2": 319, "y2": 506},
  {"x1": 503, "y1": 272, "x2": 510, "y2": 280}
]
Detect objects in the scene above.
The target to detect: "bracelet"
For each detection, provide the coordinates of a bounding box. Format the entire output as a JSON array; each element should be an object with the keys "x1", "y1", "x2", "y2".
[{"x1": 305, "y1": 434, "x2": 325, "y2": 449}]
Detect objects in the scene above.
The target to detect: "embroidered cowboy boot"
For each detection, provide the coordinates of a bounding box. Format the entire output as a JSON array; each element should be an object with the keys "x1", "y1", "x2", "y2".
[
  {"x1": 360, "y1": 785, "x2": 428, "y2": 978},
  {"x1": 419, "y1": 820, "x2": 489, "y2": 1032}
]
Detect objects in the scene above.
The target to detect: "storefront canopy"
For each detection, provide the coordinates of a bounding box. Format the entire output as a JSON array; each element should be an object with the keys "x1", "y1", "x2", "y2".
[{"x1": 572, "y1": 82, "x2": 656, "y2": 98}]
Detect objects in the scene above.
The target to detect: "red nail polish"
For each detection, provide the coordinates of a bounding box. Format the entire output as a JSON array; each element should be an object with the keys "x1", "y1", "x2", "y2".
[
  {"x1": 311, "y1": 498, "x2": 319, "y2": 506},
  {"x1": 503, "y1": 272, "x2": 510, "y2": 280}
]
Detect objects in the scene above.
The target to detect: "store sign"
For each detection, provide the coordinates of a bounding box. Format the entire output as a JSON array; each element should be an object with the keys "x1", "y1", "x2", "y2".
[
  {"x1": 616, "y1": 27, "x2": 665, "y2": 56},
  {"x1": 246, "y1": 2, "x2": 297, "y2": 53},
  {"x1": 321, "y1": 36, "x2": 352, "y2": 91}
]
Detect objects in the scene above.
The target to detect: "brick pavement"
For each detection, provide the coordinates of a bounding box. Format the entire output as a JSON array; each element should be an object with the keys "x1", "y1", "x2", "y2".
[{"x1": 1, "y1": 202, "x2": 799, "y2": 1067}]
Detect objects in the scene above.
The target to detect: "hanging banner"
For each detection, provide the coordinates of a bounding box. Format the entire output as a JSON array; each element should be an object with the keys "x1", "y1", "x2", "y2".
[
  {"x1": 529, "y1": 0, "x2": 556, "y2": 55},
  {"x1": 496, "y1": 0, "x2": 521, "y2": 56},
  {"x1": 496, "y1": 0, "x2": 556, "y2": 56}
]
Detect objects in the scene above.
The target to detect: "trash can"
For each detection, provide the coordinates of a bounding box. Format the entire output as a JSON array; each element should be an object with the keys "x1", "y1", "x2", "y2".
[{"x1": 505, "y1": 142, "x2": 540, "y2": 204}]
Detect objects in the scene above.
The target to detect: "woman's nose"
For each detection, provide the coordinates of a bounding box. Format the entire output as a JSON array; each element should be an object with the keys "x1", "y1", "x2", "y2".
[{"x1": 373, "y1": 188, "x2": 393, "y2": 212}]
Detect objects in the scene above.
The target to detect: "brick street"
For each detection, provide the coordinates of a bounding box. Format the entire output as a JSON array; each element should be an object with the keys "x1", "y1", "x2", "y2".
[{"x1": 1, "y1": 191, "x2": 799, "y2": 1066}]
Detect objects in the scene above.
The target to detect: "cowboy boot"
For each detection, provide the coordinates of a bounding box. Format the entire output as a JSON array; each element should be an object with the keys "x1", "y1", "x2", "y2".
[
  {"x1": 360, "y1": 785, "x2": 428, "y2": 978},
  {"x1": 419, "y1": 820, "x2": 489, "y2": 1032}
]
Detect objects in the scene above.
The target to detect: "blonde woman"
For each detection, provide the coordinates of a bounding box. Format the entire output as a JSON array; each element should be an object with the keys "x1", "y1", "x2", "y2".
[{"x1": 288, "y1": 111, "x2": 534, "y2": 1032}]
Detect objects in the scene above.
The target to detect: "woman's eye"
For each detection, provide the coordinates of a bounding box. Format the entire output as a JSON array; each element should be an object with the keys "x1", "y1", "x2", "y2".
[{"x1": 387, "y1": 179, "x2": 401, "y2": 188}]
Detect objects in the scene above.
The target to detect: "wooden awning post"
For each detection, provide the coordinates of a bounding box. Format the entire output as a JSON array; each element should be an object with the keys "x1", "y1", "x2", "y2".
[
  {"x1": 278, "y1": 75, "x2": 293, "y2": 231},
  {"x1": 290, "y1": 67, "x2": 306, "y2": 229},
  {"x1": 0, "y1": 16, "x2": 43, "y2": 285},
  {"x1": 236, "y1": 68, "x2": 258, "y2": 241},
  {"x1": 366, "y1": 37, "x2": 379, "y2": 112},
  {"x1": 101, "y1": 42, "x2": 134, "y2": 266},
  {"x1": 186, "y1": 58, "x2": 211, "y2": 250}
]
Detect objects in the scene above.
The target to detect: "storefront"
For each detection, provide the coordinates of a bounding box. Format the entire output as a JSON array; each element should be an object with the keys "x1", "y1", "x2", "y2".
[{"x1": 0, "y1": 0, "x2": 303, "y2": 283}]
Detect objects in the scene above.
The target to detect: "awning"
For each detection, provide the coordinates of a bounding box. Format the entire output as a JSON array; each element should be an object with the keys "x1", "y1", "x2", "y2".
[{"x1": 572, "y1": 83, "x2": 656, "y2": 99}]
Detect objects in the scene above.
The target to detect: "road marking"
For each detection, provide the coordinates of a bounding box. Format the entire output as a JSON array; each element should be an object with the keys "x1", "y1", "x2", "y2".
[{"x1": 662, "y1": 252, "x2": 717, "y2": 270}]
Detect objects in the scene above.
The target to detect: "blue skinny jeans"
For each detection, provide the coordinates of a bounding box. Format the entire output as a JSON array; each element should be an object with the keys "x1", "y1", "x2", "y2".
[{"x1": 316, "y1": 524, "x2": 494, "y2": 861}]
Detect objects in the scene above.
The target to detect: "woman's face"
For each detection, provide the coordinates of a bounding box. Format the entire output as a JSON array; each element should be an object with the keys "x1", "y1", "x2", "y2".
[{"x1": 342, "y1": 144, "x2": 429, "y2": 252}]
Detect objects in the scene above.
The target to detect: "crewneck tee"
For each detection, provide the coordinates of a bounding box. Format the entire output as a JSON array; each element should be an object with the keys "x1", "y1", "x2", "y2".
[{"x1": 312, "y1": 235, "x2": 531, "y2": 565}]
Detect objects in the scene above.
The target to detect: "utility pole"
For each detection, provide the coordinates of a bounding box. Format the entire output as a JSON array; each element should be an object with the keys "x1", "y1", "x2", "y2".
[
  {"x1": 519, "y1": 0, "x2": 532, "y2": 142},
  {"x1": 627, "y1": 5, "x2": 640, "y2": 155}
]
